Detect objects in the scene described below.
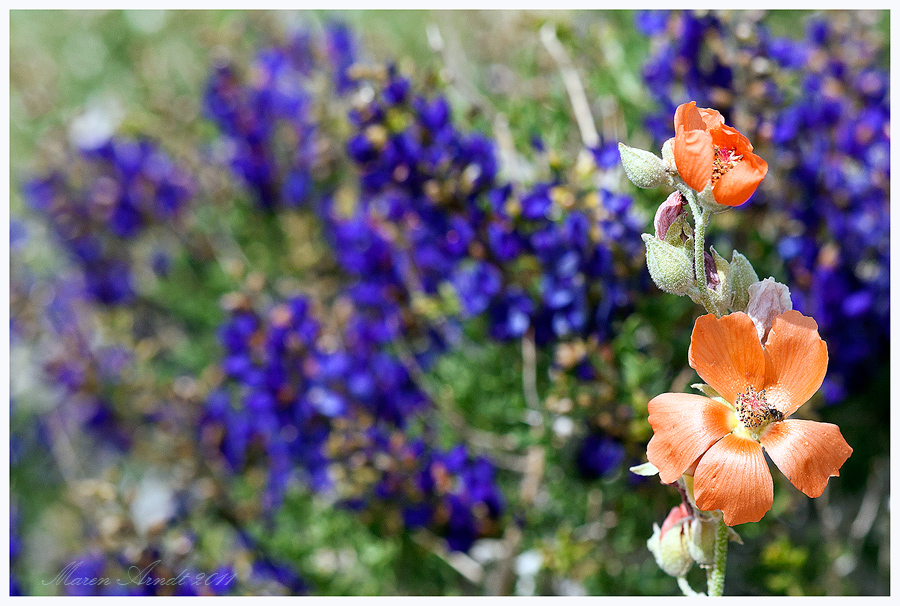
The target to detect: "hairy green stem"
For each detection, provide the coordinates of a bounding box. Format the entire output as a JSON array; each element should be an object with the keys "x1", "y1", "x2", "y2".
[
  {"x1": 675, "y1": 180, "x2": 721, "y2": 318},
  {"x1": 691, "y1": 204, "x2": 713, "y2": 313},
  {"x1": 706, "y1": 519, "x2": 729, "y2": 597}
]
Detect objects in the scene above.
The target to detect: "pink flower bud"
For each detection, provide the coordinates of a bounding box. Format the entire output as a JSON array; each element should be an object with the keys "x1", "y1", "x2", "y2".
[
  {"x1": 746, "y1": 277, "x2": 793, "y2": 342},
  {"x1": 660, "y1": 503, "x2": 692, "y2": 538},
  {"x1": 654, "y1": 191, "x2": 686, "y2": 240},
  {"x1": 647, "y1": 503, "x2": 694, "y2": 577}
]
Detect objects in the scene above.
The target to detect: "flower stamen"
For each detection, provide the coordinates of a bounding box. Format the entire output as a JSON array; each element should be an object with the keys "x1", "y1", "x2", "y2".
[
  {"x1": 734, "y1": 385, "x2": 782, "y2": 433},
  {"x1": 711, "y1": 145, "x2": 742, "y2": 183}
]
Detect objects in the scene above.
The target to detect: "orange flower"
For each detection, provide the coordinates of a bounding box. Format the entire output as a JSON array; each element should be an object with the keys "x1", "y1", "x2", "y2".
[
  {"x1": 646, "y1": 311, "x2": 852, "y2": 526},
  {"x1": 673, "y1": 102, "x2": 769, "y2": 206}
]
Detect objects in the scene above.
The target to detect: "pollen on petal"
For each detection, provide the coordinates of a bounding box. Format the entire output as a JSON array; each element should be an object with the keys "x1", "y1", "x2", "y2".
[
  {"x1": 693, "y1": 433, "x2": 773, "y2": 526},
  {"x1": 760, "y1": 419, "x2": 852, "y2": 498},
  {"x1": 646, "y1": 393, "x2": 734, "y2": 484}
]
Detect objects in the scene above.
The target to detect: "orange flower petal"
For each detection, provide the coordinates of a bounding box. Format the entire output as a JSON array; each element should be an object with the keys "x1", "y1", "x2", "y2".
[
  {"x1": 760, "y1": 420, "x2": 852, "y2": 498},
  {"x1": 674, "y1": 130, "x2": 714, "y2": 192},
  {"x1": 698, "y1": 107, "x2": 724, "y2": 129},
  {"x1": 673, "y1": 102, "x2": 715, "y2": 192},
  {"x1": 762, "y1": 310, "x2": 828, "y2": 416},
  {"x1": 647, "y1": 393, "x2": 734, "y2": 484},
  {"x1": 674, "y1": 101, "x2": 706, "y2": 133},
  {"x1": 706, "y1": 126, "x2": 767, "y2": 206},
  {"x1": 710, "y1": 123, "x2": 752, "y2": 152},
  {"x1": 712, "y1": 152, "x2": 768, "y2": 206},
  {"x1": 689, "y1": 313, "x2": 766, "y2": 405},
  {"x1": 693, "y1": 433, "x2": 773, "y2": 526}
]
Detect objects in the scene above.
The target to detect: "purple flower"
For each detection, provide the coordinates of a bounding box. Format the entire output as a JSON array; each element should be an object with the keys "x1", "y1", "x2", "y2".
[
  {"x1": 453, "y1": 261, "x2": 503, "y2": 317},
  {"x1": 577, "y1": 433, "x2": 625, "y2": 479}
]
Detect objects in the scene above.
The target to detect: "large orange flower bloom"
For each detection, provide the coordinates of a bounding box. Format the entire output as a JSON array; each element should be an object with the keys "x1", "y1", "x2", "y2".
[
  {"x1": 673, "y1": 102, "x2": 769, "y2": 207},
  {"x1": 646, "y1": 311, "x2": 852, "y2": 526}
]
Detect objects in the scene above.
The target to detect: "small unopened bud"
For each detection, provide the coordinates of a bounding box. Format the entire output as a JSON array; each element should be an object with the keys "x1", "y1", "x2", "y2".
[
  {"x1": 727, "y1": 251, "x2": 759, "y2": 312},
  {"x1": 661, "y1": 137, "x2": 676, "y2": 172},
  {"x1": 647, "y1": 504, "x2": 693, "y2": 578},
  {"x1": 687, "y1": 517, "x2": 717, "y2": 566},
  {"x1": 619, "y1": 143, "x2": 667, "y2": 189},
  {"x1": 642, "y1": 234, "x2": 694, "y2": 296},
  {"x1": 654, "y1": 192, "x2": 686, "y2": 240},
  {"x1": 746, "y1": 278, "x2": 792, "y2": 343}
]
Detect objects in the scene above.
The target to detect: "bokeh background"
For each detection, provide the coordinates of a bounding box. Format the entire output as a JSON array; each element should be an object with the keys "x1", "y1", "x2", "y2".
[{"x1": 9, "y1": 10, "x2": 889, "y2": 596}]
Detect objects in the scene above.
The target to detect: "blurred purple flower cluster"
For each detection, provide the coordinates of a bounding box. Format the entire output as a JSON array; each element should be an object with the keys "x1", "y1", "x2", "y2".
[
  {"x1": 332, "y1": 66, "x2": 645, "y2": 358},
  {"x1": 639, "y1": 10, "x2": 889, "y2": 402},
  {"x1": 197, "y1": 32, "x2": 645, "y2": 552},
  {"x1": 23, "y1": 137, "x2": 193, "y2": 304},
  {"x1": 203, "y1": 23, "x2": 358, "y2": 210},
  {"x1": 331, "y1": 426, "x2": 504, "y2": 553},
  {"x1": 10, "y1": 504, "x2": 23, "y2": 596},
  {"x1": 201, "y1": 294, "x2": 503, "y2": 551},
  {"x1": 33, "y1": 276, "x2": 135, "y2": 453},
  {"x1": 14, "y1": 19, "x2": 644, "y2": 593}
]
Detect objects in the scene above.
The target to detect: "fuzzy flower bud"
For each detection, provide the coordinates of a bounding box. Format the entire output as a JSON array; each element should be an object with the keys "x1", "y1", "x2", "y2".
[
  {"x1": 619, "y1": 143, "x2": 667, "y2": 189},
  {"x1": 642, "y1": 234, "x2": 694, "y2": 296},
  {"x1": 746, "y1": 277, "x2": 793, "y2": 343},
  {"x1": 654, "y1": 191, "x2": 686, "y2": 240},
  {"x1": 661, "y1": 137, "x2": 676, "y2": 172},
  {"x1": 647, "y1": 504, "x2": 693, "y2": 578},
  {"x1": 727, "y1": 251, "x2": 759, "y2": 312},
  {"x1": 688, "y1": 246, "x2": 730, "y2": 317},
  {"x1": 687, "y1": 516, "x2": 718, "y2": 566}
]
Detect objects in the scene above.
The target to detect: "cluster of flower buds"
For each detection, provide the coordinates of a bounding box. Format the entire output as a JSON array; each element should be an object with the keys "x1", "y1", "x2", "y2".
[
  {"x1": 620, "y1": 102, "x2": 794, "y2": 321},
  {"x1": 647, "y1": 504, "x2": 708, "y2": 578},
  {"x1": 633, "y1": 464, "x2": 741, "y2": 582},
  {"x1": 640, "y1": 11, "x2": 889, "y2": 405}
]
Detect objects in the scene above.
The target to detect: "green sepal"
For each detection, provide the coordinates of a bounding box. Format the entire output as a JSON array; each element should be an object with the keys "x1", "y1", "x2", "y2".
[
  {"x1": 727, "y1": 251, "x2": 759, "y2": 312},
  {"x1": 663, "y1": 213, "x2": 693, "y2": 248}
]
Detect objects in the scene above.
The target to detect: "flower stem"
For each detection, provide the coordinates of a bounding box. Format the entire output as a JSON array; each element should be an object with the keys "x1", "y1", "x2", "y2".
[
  {"x1": 706, "y1": 519, "x2": 729, "y2": 597},
  {"x1": 692, "y1": 204, "x2": 712, "y2": 309},
  {"x1": 675, "y1": 181, "x2": 720, "y2": 318},
  {"x1": 677, "y1": 576, "x2": 704, "y2": 597}
]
